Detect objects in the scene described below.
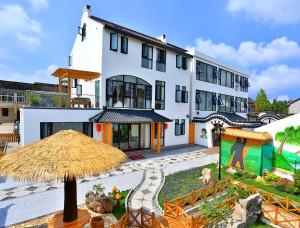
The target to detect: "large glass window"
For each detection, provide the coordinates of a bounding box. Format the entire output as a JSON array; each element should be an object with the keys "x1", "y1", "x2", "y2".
[
  {"x1": 219, "y1": 69, "x2": 234, "y2": 88},
  {"x1": 218, "y1": 94, "x2": 234, "y2": 112},
  {"x1": 156, "y1": 49, "x2": 166, "y2": 72},
  {"x1": 239, "y1": 76, "x2": 249, "y2": 92},
  {"x1": 196, "y1": 61, "x2": 217, "y2": 84},
  {"x1": 110, "y1": 33, "x2": 118, "y2": 51},
  {"x1": 106, "y1": 75, "x2": 152, "y2": 109},
  {"x1": 195, "y1": 90, "x2": 216, "y2": 111},
  {"x1": 155, "y1": 81, "x2": 165, "y2": 110},
  {"x1": 175, "y1": 85, "x2": 188, "y2": 103},
  {"x1": 235, "y1": 97, "x2": 248, "y2": 113},
  {"x1": 176, "y1": 55, "x2": 188, "y2": 70},
  {"x1": 142, "y1": 44, "x2": 153, "y2": 69},
  {"x1": 40, "y1": 122, "x2": 93, "y2": 139}
]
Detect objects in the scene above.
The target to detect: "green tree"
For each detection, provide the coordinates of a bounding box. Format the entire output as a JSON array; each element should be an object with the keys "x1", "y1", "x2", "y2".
[
  {"x1": 271, "y1": 99, "x2": 288, "y2": 114},
  {"x1": 27, "y1": 92, "x2": 42, "y2": 106},
  {"x1": 255, "y1": 89, "x2": 271, "y2": 113}
]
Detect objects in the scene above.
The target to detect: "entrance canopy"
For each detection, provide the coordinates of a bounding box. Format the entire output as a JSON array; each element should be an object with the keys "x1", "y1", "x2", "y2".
[{"x1": 90, "y1": 108, "x2": 172, "y2": 123}]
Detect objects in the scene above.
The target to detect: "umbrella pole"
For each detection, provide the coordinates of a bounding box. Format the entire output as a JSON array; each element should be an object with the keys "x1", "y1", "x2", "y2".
[{"x1": 63, "y1": 177, "x2": 78, "y2": 222}]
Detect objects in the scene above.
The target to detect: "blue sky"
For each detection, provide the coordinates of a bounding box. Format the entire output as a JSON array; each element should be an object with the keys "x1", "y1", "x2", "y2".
[{"x1": 0, "y1": 0, "x2": 300, "y2": 101}]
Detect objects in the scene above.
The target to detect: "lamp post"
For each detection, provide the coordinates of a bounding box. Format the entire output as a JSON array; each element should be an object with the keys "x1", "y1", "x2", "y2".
[{"x1": 216, "y1": 126, "x2": 226, "y2": 181}]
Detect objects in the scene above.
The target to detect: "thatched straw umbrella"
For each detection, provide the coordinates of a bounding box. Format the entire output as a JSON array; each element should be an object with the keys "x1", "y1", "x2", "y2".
[{"x1": 0, "y1": 130, "x2": 126, "y2": 223}]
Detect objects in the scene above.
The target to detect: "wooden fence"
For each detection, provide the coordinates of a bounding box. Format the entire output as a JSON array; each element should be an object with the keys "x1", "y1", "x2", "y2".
[
  {"x1": 111, "y1": 208, "x2": 162, "y2": 228},
  {"x1": 0, "y1": 133, "x2": 19, "y2": 143}
]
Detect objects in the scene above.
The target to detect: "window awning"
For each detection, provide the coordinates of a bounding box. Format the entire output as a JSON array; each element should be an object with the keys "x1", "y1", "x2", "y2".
[{"x1": 89, "y1": 108, "x2": 172, "y2": 123}]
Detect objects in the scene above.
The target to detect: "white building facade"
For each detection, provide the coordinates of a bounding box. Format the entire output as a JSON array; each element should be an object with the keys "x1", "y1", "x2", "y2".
[{"x1": 20, "y1": 5, "x2": 259, "y2": 151}]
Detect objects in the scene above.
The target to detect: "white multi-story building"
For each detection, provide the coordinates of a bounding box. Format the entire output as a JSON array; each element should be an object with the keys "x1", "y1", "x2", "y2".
[{"x1": 20, "y1": 5, "x2": 261, "y2": 151}]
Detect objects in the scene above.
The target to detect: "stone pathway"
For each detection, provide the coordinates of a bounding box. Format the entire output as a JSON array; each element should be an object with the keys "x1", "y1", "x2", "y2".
[
  {"x1": 128, "y1": 160, "x2": 167, "y2": 215},
  {"x1": 127, "y1": 151, "x2": 214, "y2": 215},
  {"x1": 0, "y1": 147, "x2": 207, "y2": 202}
]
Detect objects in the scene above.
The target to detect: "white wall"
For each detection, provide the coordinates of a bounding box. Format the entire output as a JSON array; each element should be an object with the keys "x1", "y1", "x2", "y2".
[
  {"x1": 289, "y1": 100, "x2": 300, "y2": 114},
  {"x1": 255, "y1": 113, "x2": 300, "y2": 140},
  {"x1": 20, "y1": 108, "x2": 101, "y2": 146}
]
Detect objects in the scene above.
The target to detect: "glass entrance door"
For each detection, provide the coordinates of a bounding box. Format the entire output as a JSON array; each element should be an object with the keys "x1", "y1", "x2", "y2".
[{"x1": 112, "y1": 123, "x2": 151, "y2": 151}]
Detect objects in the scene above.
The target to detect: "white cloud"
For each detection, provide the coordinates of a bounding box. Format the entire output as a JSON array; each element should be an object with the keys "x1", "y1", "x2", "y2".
[
  {"x1": 276, "y1": 95, "x2": 290, "y2": 101},
  {"x1": 2, "y1": 64, "x2": 58, "y2": 84},
  {"x1": 250, "y1": 65, "x2": 300, "y2": 98},
  {"x1": 227, "y1": 0, "x2": 300, "y2": 25},
  {"x1": 28, "y1": 0, "x2": 48, "y2": 11},
  {"x1": 0, "y1": 4, "x2": 42, "y2": 50},
  {"x1": 16, "y1": 33, "x2": 41, "y2": 50},
  {"x1": 187, "y1": 37, "x2": 300, "y2": 67}
]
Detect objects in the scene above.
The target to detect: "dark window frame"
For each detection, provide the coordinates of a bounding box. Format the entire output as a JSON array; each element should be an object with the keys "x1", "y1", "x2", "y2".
[
  {"x1": 218, "y1": 94, "x2": 235, "y2": 112},
  {"x1": 141, "y1": 44, "x2": 153, "y2": 69},
  {"x1": 219, "y1": 68, "x2": 235, "y2": 88},
  {"x1": 156, "y1": 48, "x2": 166, "y2": 72},
  {"x1": 106, "y1": 75, "x2": 152, "y2": 109},
  {"x1": 2, "y1": 108, "x2": 8, "y2": 117},
  {"x1": 196, "y1": 61, "x2": 217, "y2": 84},
  {"x1": 110, "y1": 33, "x2": 118, "y2": 51},
  {"x1": 155, "y1": 80, "x2": 165, "y2": 110},
  {"x1": 121, "y1": 36, "x2": 128, "y2": 54},
  {"x1": 195, "y1": 90, "x2": 217, "y2": 111}
]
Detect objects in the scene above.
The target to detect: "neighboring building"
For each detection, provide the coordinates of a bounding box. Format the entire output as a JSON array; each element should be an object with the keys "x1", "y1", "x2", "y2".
[
  {"x1": 0, "y1": 80, "x2": 64, "y2": 123},
  {"x1": 20, "y1": 5, "x2": 259, "y2": 150},
  {"x1": 288, "y1": 98, "x2": 300, "y2": 114}
]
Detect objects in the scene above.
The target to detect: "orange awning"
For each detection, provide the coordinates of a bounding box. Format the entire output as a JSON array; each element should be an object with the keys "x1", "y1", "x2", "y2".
[{"x1": 52, "y1": 68, "x2": 100, "y2": 80}]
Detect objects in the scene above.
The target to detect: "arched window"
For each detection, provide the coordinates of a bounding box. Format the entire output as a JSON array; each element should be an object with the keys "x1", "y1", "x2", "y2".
[{"x1": 106, "y1": 75, "x2": 152, "y2": 109}]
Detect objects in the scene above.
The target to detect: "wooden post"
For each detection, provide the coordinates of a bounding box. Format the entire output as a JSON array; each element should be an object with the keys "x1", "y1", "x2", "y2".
[
  {"x1": 102, "y1": 123, "x2": 107, "y2": 143},
  {"x1": 63, "y1": 177, "x2": 78, "y2": 222},
  {"x1": 58, "y1": 78, "x2": 62, "y2": 107},
  {"x1": 151, "y1": 122, "x2": 155, "y2": 151},
  {"x1": 107, "y1": 123, "x2": 112, "y2": 145},
  {"x1": 157, "y1": 122, "x2": 161, "y2": 154},
  {"x1": 67, "y1": 78, "x2": 71, "y2": 107}
]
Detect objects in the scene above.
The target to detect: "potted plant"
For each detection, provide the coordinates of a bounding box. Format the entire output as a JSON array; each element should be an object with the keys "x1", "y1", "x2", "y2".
[{"x1": 91, "y1": 216, "x2": 105, "y2": 228}]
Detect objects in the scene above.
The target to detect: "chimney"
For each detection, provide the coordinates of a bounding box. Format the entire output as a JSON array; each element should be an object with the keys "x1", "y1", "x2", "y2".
[
  {"x1": 157, "y1": 34, "x2": 167, "y2": 43},
  {"x1": 82, "y1": 4, "x2": 91, "y2": 17}
]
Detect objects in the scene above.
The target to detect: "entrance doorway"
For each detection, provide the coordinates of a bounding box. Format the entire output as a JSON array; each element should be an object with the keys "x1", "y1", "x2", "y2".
[
  {"x1": 112, "y1": 123, "x2": 151, "y2": 151},
  {"x1": 212, "y1": 123, "x2": 223, "y2": 147}
]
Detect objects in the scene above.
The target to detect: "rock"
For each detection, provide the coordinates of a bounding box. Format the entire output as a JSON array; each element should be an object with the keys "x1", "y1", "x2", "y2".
[
  {"x1": 198, "y1": 168, "x2": 213, "y2": 187},
  {"x1": 231, "y1": 193, "x2": 262, "y2": 228},
  {"x1": 226, "y1": 167, "x2": 237, "y2": 175},
  {"x1": 85, "y1": 192, "x2": 114, "y2": 214}
]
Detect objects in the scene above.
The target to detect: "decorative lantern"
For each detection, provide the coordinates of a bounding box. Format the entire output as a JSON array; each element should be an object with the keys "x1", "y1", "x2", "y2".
[
  {"x1": 164, "y1": 123, "x2": 168, "y2": 129},
  {"x1": 96, "y1": 123, "x2": 102, "y2": 132}
]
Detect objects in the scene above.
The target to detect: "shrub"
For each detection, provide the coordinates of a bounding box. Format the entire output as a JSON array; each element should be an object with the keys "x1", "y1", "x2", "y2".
[
  {"x1": 275, "y1": 184, "x2": 286, "y2": 192},
  {"x1": 247, "y1": 172, "x2": 257, "y2": 179},
  {"x1": 265, "y1": 172, "x2": 280, "y2": 183},
  {"x1": 27, "y1": 92, "x2": 42, "y2": 105},
  {"x1": 93, "y1": 184, "x2": 105, "y2": 194},
  {"x1": 255, "y1": 176, "x2": 267, "y2": 185},
  {"x1": 294, "y1": 169, "x2": 300, "y2": 189},
  {"x1": 278, "y1": 178, "x2": 292, "y2": 186}
]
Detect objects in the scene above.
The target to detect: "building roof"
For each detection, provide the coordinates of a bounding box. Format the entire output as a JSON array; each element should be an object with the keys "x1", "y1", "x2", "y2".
[
  {"x1": 90, "y1": 15, "x2": 192, "y2": 58},
  {"x1": 51, "y1": 68, "x2": 100, "y2": 80},
  {"x1": 289, "y1": 98, "x2": 300, "y2": 106},
  {"x1": 89, "y1": 108, "x2": 172, "y2": 123},
  {"x1": 224, "y1": 128, "x2": 273, "y2": 142},
  {"x1": 192, "y1": 112, "x2": 263, "y2": 128},
  {"x1": 0, "y1": 80, "x2": 63, "y2": 93}
]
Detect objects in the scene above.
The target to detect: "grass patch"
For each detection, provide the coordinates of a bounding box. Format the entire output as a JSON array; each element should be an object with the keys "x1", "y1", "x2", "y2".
[
  {"x1": 250, "y1": 221, "x2": 272, "y2": 227},
  {"x1": 238, "y1": 178, "x2": 300, "y2": 203},
  {"x1": 158, "y1": 163, "x2": 300, "y2": 207},
  {"x1": 112, "y1": 190, "x2": 130, "y2": 219},
  {"x1": 158, "y1": 163, "x2": 229, "y2": 206}
]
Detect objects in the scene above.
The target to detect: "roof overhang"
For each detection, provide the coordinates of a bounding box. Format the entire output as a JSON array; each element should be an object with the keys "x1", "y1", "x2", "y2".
[
  {"x1": 192, "y1": 112, "x2": 263, "y2": 128},
  {"x1": 51, "y1": 68, "x2": 101, "y2": 80},
  {"x1": 90, "y1": 108, "x2": 172, "y2": 123}
]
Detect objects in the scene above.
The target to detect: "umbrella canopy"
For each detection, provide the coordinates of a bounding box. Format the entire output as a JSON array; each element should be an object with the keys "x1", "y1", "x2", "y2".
[
  {"x1": 0, "y1": 129, "x2": 126, "y2": 181},
  {"x1": 0, "y1": 130, "x2": 126, "y2": 223}
]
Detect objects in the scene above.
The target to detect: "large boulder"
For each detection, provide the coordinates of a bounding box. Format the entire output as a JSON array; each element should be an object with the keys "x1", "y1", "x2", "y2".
[
  {"x1": 198, "y1": 168, "x2": 214, "y2": 187},
  {"x1": 231, "y1": 193, "x2": 262, "y2": 228},
  {"x1": 85, "y1": 191, "x2": 114, "y2": 214}
]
